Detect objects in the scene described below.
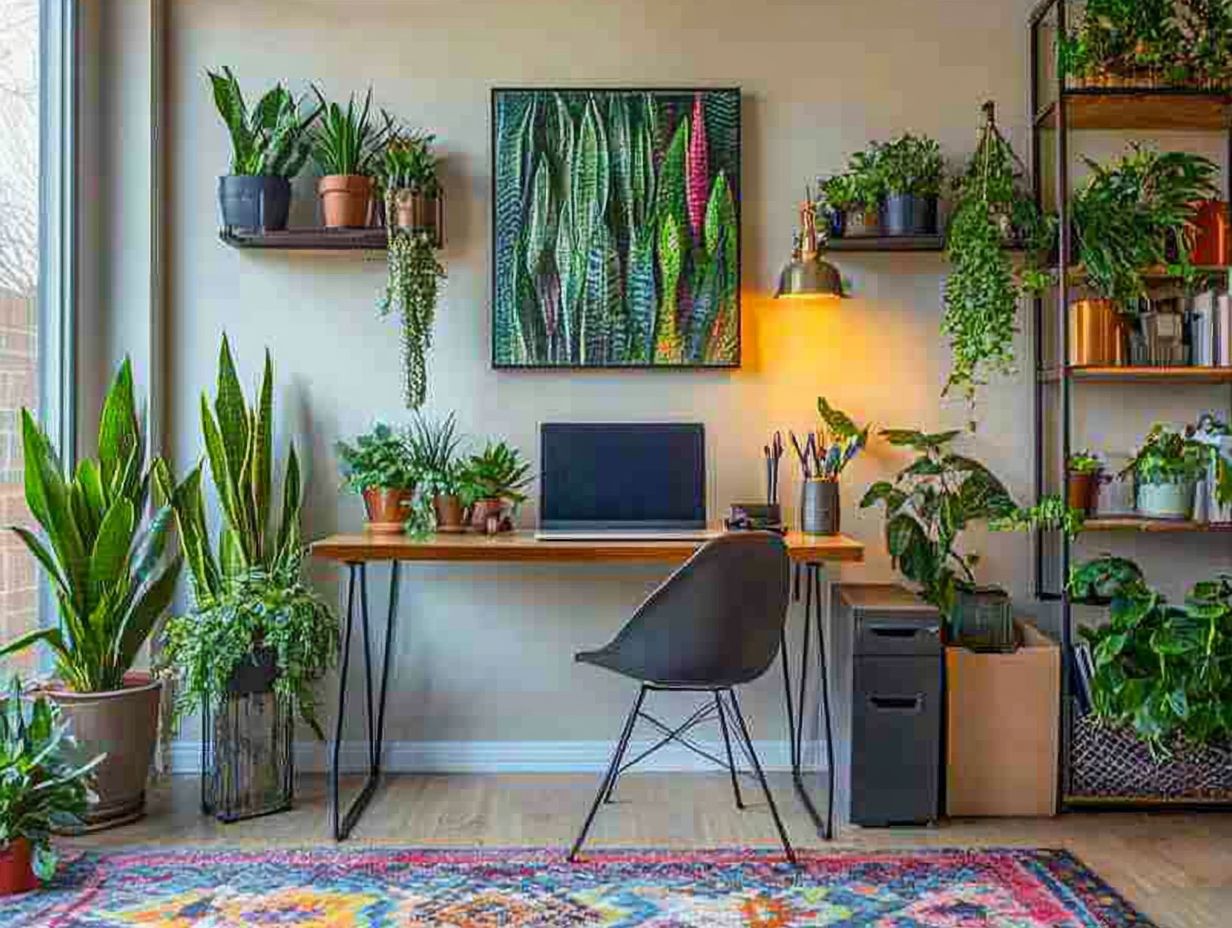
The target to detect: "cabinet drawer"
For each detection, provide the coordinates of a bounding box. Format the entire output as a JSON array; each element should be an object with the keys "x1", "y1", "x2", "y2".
[{"x1": 854, "y1": 612, "x2": 942, "y2": 657}]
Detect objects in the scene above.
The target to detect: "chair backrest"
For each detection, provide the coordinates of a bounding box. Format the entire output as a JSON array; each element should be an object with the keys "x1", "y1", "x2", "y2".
[{"x1": 598, "y1": 532, "x2": 791, "y2": 687}]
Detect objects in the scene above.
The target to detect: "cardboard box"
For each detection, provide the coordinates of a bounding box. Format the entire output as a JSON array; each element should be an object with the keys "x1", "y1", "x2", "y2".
[{"x1": 946, "y1": 621, "x2": 1059, "y2": 817}]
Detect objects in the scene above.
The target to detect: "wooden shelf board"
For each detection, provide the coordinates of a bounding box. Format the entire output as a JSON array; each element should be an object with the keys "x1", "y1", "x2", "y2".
[
  {"x1": 220, "y1": 228, "x2": 390, "y2": 251},
  {"x1": 1035, "y1": 89, "x2": 1232, "y2": 131},
  {"x1": 1082, "y1": 517, "x2": 1232, "y2": 533},
  {"x1": 1070, "y1": 366, "x2": 1232, "y2": 384},
  {"x1": 1065, "y1": 264, "x2": 1229, "y2": 284},
  {"x1": 827, "y1": 234, "x2": 945, "y2": 253}
]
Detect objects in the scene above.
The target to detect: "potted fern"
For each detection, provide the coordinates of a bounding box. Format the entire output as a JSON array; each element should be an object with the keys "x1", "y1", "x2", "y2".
[
  {"x1": 0, "y1": 359, "x2": 181, "y2": 830},
  {"x1": 209, "y1": 67, "x2": 319, "y2": 233},
  {"x1": 0, "y1": 681, "x2": 103, "y2": 894},
  {"x1": 310, "y1": 87, "x2": 391, "y2": 229},
  {"x1": 335, "y1": 424, "x2": 419, "y2": 534},
  {"x1": 156, "y1": 336, "x2": 337, "y2": 821}
]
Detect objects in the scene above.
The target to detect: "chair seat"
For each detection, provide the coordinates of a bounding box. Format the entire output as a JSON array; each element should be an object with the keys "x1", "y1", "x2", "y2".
[{"x1": 575, "y1": 648, "x2": 642, "y2": 681}]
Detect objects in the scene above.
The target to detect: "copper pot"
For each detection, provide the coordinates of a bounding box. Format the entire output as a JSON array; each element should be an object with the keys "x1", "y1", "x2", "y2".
[
  {"x1": 0, "y1": 838, "x2": 38, "y2": 895},
  {"x1": 432, "y1": 493, "x2": 465, "y2": 531},
  {"x1": 1190, "y1": 199, "x2": 1230, "y2": 267},
  {"x1": 1069, "y1": 298, "x2": 1126, "y2": 367},
  {"x1": 362, "y1": 487, "x2": 414, "y2": 534},
  {"x1": 470, "y1": 498, "x2": 508, "y2": 533},
  {"x1": 47, "y1": 673, "x2": 161, "y2": 831},
  {"x1": 1068, "y1": 471, "x2": 1100, "y2": 516},
  {"x1": 319, "y1": 174, "x2": 373, "y2": 229},
  {"x1": 391, "y1": 189, "x2": 440, "y2": 238}
]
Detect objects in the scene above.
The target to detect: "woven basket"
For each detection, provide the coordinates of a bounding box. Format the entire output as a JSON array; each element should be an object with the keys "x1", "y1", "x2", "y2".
[{"x1": 1071, "y1": 714, "x2": 1232, "y2": 801}]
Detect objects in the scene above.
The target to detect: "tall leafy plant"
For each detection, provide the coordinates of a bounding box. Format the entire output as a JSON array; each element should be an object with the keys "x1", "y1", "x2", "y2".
[
  {"x1": 860, "y1": 429, "x2": 1017, "y2": 614},
  {"x1": 208, "y1": 67, "x2": 319, "y2": 177},
  {"x1": 309, "y1": 87, "x2": 391, "y2": 177},
  {"x1": 0, "y1": 360, "x2": 182, "y2": 693}
]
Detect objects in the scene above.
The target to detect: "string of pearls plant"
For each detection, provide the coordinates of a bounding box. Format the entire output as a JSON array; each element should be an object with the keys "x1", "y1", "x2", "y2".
[{"x1": 380, "y1": 208, "x2": 445, "y2": 408}]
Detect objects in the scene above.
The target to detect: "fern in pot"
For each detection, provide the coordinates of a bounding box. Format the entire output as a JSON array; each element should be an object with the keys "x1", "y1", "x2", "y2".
[
  {"x1": 209, "y1": 67, "x2": 319, "y2": 233},
  {"x1": 155, "y1": 336, "x2": 337, "y2": 820},
  {"x1": 1122, "y1": 423, "x2": 1207, "y2": 520},
  {"x1": 336, "y1": 423, "x2": 419, "y2": 534},
  {"x1": 874, "y1": 133, "x2": 944, "y2": 236}
]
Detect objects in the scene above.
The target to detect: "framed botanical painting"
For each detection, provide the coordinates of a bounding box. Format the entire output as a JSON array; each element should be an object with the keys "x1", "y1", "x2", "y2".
[{"x1": 491, "y1": 87, "x2": 741, "y2": 369}]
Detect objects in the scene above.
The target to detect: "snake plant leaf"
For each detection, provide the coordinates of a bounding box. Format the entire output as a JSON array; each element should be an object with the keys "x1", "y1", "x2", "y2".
[
  {"x1": 570, "y1": 96, "x2": 610, "y2": 258},
  {"x1": 200, "y1": 397, "x2": 240, "y2": 544},
  {"x1": 251, "y1": 350, "x2": 274, "y2": 554},
  {"x1": 494, "y1": 93, "x2": 536, "y2": 364},
  {"x1": 703, "y1": 171, "x2": 739, "y2": 319},
  {"x1": 514, "y1": 235, "x2": 548, "y2": 363},
  {"x1": 9, "y1": 526, "x2": 69, "y2": 601},
  {"x1": 629, "y1": 98, "x2": 656, "y2": 230},
  {"x1": 686, "y1": 251, "x2": 722, "y2": 362},
  {"x1": 685, "y1": 93, "x2": 710, "y2": 242},
  {"x1": 97, "y1": 358, "x2": 138, "y2": 500},
  {"x1": 214, "y1": 337, "x2": 250, "y2": 493},
  {"x1": 75, "y1": 460, "x2": 106, "y2": 537},
  {"x1": 525, "y1": 156, "x2": 555, "y2": 277},
  {"x1": 88, "y1": 499, "x2": 135, "y2": 607},
  {"x1": 546, "y1": 93, "x2": 574, "y2": 207},
  {"x1": 275, "y1": 442, "x2": 302, "y2": 568},
  {"x1": 21, "y1": 410, "x2": 88, "y2": 611},
  {"x1": 655, "y1": 213, "x2": 685, "y2": 363},
  {"x1": 608, "y1": 94, "x2": 634, "y2": 248},
  {"x1": 701, "y1": 89, "x2": 740, "y2": 183},
  {"x1": 556, "y1": 200, "x2": 583, "y2": 363},
  {"x1": 624, "y1": 225, "x2": 658, "y2": 364},
  {"x1": 656, "y1": 115, "x2": 688, "y2": 231},
  {"x1": 580, "y1": 226, "x2": 623, "y2": 365},
  {"x1": 113, "y1": 552, "x2": 182, "y2": 675},
  {"x1": 0, "y1": 625, "x2": 67, "y2": 665},
  {"x1": 208, "y1": 67, "x2": 253, "y2": 174}
]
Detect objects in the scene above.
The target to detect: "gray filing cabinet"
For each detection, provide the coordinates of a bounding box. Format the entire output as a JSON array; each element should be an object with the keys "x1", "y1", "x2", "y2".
[{"x1": 839, "y1": 585, "x2": 942, "y2": 826}]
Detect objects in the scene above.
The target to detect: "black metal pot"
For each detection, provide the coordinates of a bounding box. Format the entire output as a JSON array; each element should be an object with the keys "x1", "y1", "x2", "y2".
[
  {"x1": 800, "y1": 479, "x2": 840, "y2": 535},
  {"x1": 227, "y1": 647, "x2": 280, "y2": 695},
  {"x1": 881, "y1": 193, "x2": 938, "y2": 236},
  {"x1": 828, "y1": 210, "x2": 847, "y2": 239},
  {"x1": 218, "y1": 175, "x2": 291, "y2": 233}
]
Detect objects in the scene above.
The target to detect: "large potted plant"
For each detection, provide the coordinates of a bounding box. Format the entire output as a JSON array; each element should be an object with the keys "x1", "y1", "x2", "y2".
[
  {"x1": 943, "y1": 102, "x2": 1055, "y2": 422},
  {"x1": 209, "y1": 67, "x2": 319, "y2": 233},
  {"x1": 310, "y1": 87, "x2": 390, "y2": 229},
  {"x1": 406, "y1": 412, "x2": 467, "y2": 532},
  {"x1": 860, "y1": 428, "x2": 1019, "y2": 650},
  {"x1": 335, "y1": 424, "x2": 419, "y2": 534},
  {"x1": 1122, "y1": 423, "x2": 1207, "y2": 519},
  {"x1": 459, "y1": 441, "x2": 533, "y2": 533},
  {"x1": 155, "y1": 336, "x2": 337, "y2": 821},
  {"x1": 0, "y1": 360, "x2": 181, "y2": 829},
  {"x1": 0, "y1": 680, "x2": 103, "y2": 895},
  {"x1": 874, "y1": 133, "x2": 944, "y2": 237}
]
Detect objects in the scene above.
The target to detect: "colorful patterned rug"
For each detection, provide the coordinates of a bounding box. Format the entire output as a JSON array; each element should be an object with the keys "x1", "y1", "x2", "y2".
[{"x1": 0, "y1": 847, "x2": 1153, "y2": 927}]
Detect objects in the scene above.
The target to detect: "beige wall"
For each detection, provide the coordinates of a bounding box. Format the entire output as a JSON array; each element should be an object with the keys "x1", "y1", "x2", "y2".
[{"x1": 137, "y1": 0, "x2": 1229, "y2": 760}]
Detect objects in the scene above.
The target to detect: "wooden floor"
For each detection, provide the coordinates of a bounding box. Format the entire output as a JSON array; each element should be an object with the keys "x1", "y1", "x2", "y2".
[{"x1": 68, "y1": 773, "x2": 1232, "y2": 928}]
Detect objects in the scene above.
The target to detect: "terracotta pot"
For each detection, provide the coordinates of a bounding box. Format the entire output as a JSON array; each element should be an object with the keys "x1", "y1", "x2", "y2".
[
  {"x1": 362, "y1": 487, "x2": 414, "y2": 534},
  {"x1": 1069, "y1": 298, "x2": 1126, "y2": 366},
  {"x1": 470, "y1": 498, "x2": 508, "y2": 533},
  {"x1": 1068, "y1": 471, "x2": 1100, "y2": 516},
  {"x1": 391, "y1": 189, "x2": 440, "y2": 240},
  {"x1": 1190, "y1": 199, "x2": 1230, "y2": 267},
  {"x1": 47, "y1": 674, "x2": 160, "y2": 831},
  {"x1": 318, "y1": 174, "x2": 373, "y2": 229},
  {"x1": 433, "y1": 493, "x2": 465, "y2": 531},
  {"x1": 0, "y1": 838, "x2": 39, "y2": 896}
]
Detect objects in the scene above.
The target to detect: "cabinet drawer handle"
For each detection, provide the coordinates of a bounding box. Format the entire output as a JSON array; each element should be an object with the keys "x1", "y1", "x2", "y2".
[
  {"x1": 867, "y1": 624, "x2": 934, "y2": 638},
  {"x1": 869, "y1": 694, "x2": 924, "y2": 711}
]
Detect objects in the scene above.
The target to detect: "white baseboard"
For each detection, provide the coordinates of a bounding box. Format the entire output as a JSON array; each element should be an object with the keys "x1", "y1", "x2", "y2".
[{"x1": 170, "y1": 738, "x2": 823, "y2": 775}]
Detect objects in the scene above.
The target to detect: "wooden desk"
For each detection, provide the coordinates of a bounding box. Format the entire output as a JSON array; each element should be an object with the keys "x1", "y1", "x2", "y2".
[{"x1": 311, "y1": 530, "x2": 863, "y2": 841}]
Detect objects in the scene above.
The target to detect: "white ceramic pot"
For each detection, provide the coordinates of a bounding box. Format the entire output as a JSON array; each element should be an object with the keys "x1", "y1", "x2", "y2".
[{"x1": 1136, "y1": 481, "x2": 1196, "y2": 520}]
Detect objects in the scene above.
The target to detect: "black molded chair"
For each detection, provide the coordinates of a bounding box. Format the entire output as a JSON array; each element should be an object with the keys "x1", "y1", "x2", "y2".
[{"x1": 568, "y1": 532, "x2": 795, "y2": 864}]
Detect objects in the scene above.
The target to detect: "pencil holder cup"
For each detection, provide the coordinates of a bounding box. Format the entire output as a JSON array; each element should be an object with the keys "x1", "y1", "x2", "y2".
[{"x1": 801, "y1": 479, "x2": 840, "y2": 535}]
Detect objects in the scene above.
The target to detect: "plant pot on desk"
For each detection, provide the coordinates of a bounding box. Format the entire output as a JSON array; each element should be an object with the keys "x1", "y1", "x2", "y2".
[
  {"x1": 432, "y1": 493, "x2": 466, "y2": 532},
  {"x1": 800, "y1": 479, "x2": 840, "y2": 535},
  {"x1": 362, "y1": 487, "x2": 414, "y2": 534},
  {"x1": 0, "y1": 838, "x2": 38, "y2": 896},
  {"x1": 470, "y1": 498, "x2": 510, "y2": 534}
]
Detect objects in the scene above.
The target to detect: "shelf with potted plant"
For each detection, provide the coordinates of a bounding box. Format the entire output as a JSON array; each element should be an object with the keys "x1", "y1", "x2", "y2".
[{"x1": 1039, "y1": 365, "x2": 1232, "y2": 383}]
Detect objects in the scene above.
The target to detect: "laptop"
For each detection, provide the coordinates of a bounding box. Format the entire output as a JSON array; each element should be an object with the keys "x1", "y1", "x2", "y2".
[{"x1": 535, "y1": 423, "x2": 717, "y2": 541}]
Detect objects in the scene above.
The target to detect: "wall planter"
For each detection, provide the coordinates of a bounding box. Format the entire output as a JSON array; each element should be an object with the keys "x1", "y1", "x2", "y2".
[
  {"x1": 0, "y1": 839, "x2": 38, "y2": 897},
  {"x1": 1069, "y1": 298, "x2": 1126, "y2": 366},
  {"x1": 362, "y1": 487, "x2": 415, "y2": 534},
  {"x1": 800, "y1": 479, "x2": 840, "y2": 535},
  {"x1": 218, "y1": 176, "x2": 291, "y2": 233},
  {"x1": 949, "y1": 586, "x2": 1015, "y2": 653},
  {"x1": 48, "y1": 673, "x2": 161, "y2": 831},
  {"x1": 882, "y1": 193, "x2": 938, "y2": 237},
  {"x1": 319, "y1": 174, "x2": 373, "y2": 229},
  {"x1": 1071, "y1": 715, "x2": 1232, "y2": 802},
  {"x1": 1137, "y1": 480, "x2": 1196, "y2": 520},
  {"x1": 201, "y1": 648, "x2": 293, "y2": 823}
]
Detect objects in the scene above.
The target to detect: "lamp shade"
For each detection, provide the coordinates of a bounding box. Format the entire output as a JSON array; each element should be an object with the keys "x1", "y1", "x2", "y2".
[{"x1": 775, "y1": 256, "x2": 844, "y2": 299}]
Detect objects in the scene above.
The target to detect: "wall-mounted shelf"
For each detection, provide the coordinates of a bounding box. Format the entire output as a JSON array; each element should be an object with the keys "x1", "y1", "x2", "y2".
[
  {"x1": 1082, "y1": 517, "x2": 1232, "y2": 534},
  {"x1": 826, "y1": 234, "x2": 945, "y2": 252},
  {"x1": 1034, "y1": 88, "x2": 1232, "y2": 131},
  {"x1": 1039, "y1": 366, "x2": 1232, "y2": 384},
  {"x1": 220, "y1": 228, "x2": 390, "y2": 251}
]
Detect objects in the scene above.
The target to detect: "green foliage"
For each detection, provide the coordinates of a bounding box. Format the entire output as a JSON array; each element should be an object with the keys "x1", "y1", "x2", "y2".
[
  {"x1": 0, "y1": 359, "x2": 183, "y2": 693},
  {"x1": 0, "y1": 681, "x2": 103, "y2": 881},
  {"x1": 1069, "y1": 450, "x2": 1105, "y2": 475},
  {"x1": 379, "y1": 228, "x2": 446, "y2": 409},
  {"x1": 1069, "y1": 554, "x2": 1145, "y2": 604},
  {"x1": 859, "y1": 429, "x2": 1016, "y2": 615},
  {"x1": 458, "y1": 441, "x2": 533, "y2": 506},
  {"x1": 1073, "y1": 146, "x2": 1219, "y2": 310},
  {"x1": 805, "y1": 398, "x2": 870, "y2": 480},
  {"x1": 405, "y1": 412, "x2": 465, "y2": 496},
  {"x1": 990, "y1": 493, "x2": 1086, "y2": 539},
  {"x1": 335, "y1": 424, "x2": 418, "y2": 494},
  {"x1": 1189, "y1": 414, "x2": 1232, "y2": 505},
  {"x1": 378, "y1": 129, "x2": 439, "y2": 195},
  {"x1": 1122, "y1": 423, "x2": 1207, "y2": 485},
  {"x1": 160, "y1": 566, "x2": 338, "y2": 739},
  {"x1": 493, "y1": 90, "x2": 740, "y2": 366},
  {"x1": 818, "y1": 146, "x2": 885, "y2": 216},
  {"x1": 943, "y1": 108, "x2": 1057, "y2": 420},
  {"x1": 207, "y1": 67, "x2": 319, "y2": 177},
  {"x1": 309, "y1": 86, "x2": 391, "y2": 176},
  {"x1": 873, "y1": 133, "x2": 944, "y2": 198},
  {"x1": 1077, "y1": 571, "x2": 1232, "y2": 748}
]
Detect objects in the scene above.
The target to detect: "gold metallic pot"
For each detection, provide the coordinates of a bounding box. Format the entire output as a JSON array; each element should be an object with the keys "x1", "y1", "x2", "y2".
[{"x1": 1069, "y1": 298, "x2": 1126, "y2": 367}]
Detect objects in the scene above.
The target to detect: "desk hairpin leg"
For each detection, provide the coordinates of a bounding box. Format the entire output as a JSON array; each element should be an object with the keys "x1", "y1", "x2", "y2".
[
  {"x1": 330, "y1": 560, "x2": 401, "y2": 841},
  {"x1": 784, "y1": 561, "x2": 835, "y2": 840}
]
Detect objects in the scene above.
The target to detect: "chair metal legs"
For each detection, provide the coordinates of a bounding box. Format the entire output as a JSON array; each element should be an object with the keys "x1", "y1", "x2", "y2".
[{"x1": 568, "y1": 685, "x2": 795, "y2": 866}]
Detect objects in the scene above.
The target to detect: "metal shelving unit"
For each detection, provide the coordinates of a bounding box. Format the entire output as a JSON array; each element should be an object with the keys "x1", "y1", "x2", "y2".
[{"x1": 1029, "y1": 0, "x2": 1232, "y2": 809}]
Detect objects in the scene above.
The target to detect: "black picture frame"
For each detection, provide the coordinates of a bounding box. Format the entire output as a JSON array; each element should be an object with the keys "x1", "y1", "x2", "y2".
[{"x1": 490, "y1": 86, "x2": 743, "y2": 371}]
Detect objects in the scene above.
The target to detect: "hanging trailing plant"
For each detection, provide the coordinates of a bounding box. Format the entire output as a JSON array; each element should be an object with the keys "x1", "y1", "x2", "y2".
[
  {"x1": 380, "y1": 219, "x2": 445, "y2": 409},
  {"x1": 943, "y1": 103, "x2": 1055, "y2": 427}
]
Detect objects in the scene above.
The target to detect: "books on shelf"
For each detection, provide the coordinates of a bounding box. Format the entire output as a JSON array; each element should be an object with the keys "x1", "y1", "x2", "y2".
[
  {"x1": 1190, "y1": 289, "x2": 1232, "y2": 367},
  {"x1": 1071, "y1": 641, "x2": 1095, "y2": 716}
]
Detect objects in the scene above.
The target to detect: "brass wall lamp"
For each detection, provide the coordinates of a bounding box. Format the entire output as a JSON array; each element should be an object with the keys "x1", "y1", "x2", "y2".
[{"x1": 776, "y1": 190, "x2": 844, "y2": 299}]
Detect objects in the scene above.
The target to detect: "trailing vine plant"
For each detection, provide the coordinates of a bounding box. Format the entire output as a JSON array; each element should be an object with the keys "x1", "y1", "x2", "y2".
[
  {"x1": 943, "y1": 102, "x2": 1055, "y2": 428},
  {"x1": 381, "y1": 219, "x2": 445, "y2": 409}
]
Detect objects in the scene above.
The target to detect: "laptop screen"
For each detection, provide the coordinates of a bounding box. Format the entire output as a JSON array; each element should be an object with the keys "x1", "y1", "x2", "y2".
[{"x1": 540, "y1": 423, "x2": 706, "y2": 530}]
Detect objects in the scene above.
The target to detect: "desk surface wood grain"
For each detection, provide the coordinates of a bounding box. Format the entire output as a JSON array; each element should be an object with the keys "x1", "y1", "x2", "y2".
[{"x1": 311, "y1": 531, "x2": 865, "y2": 564}]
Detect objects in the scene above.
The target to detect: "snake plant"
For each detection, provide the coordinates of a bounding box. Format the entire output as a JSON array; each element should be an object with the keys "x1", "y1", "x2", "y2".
[
  {"x1": 0, "y1": 360, "x2": 182, "y2": 693},
  {"x1": 207, "y1": 67, "x2": 319, "y2": 177},
  {"x1": 309, "y1": 87, "x2": 392, "y2": 177}
]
